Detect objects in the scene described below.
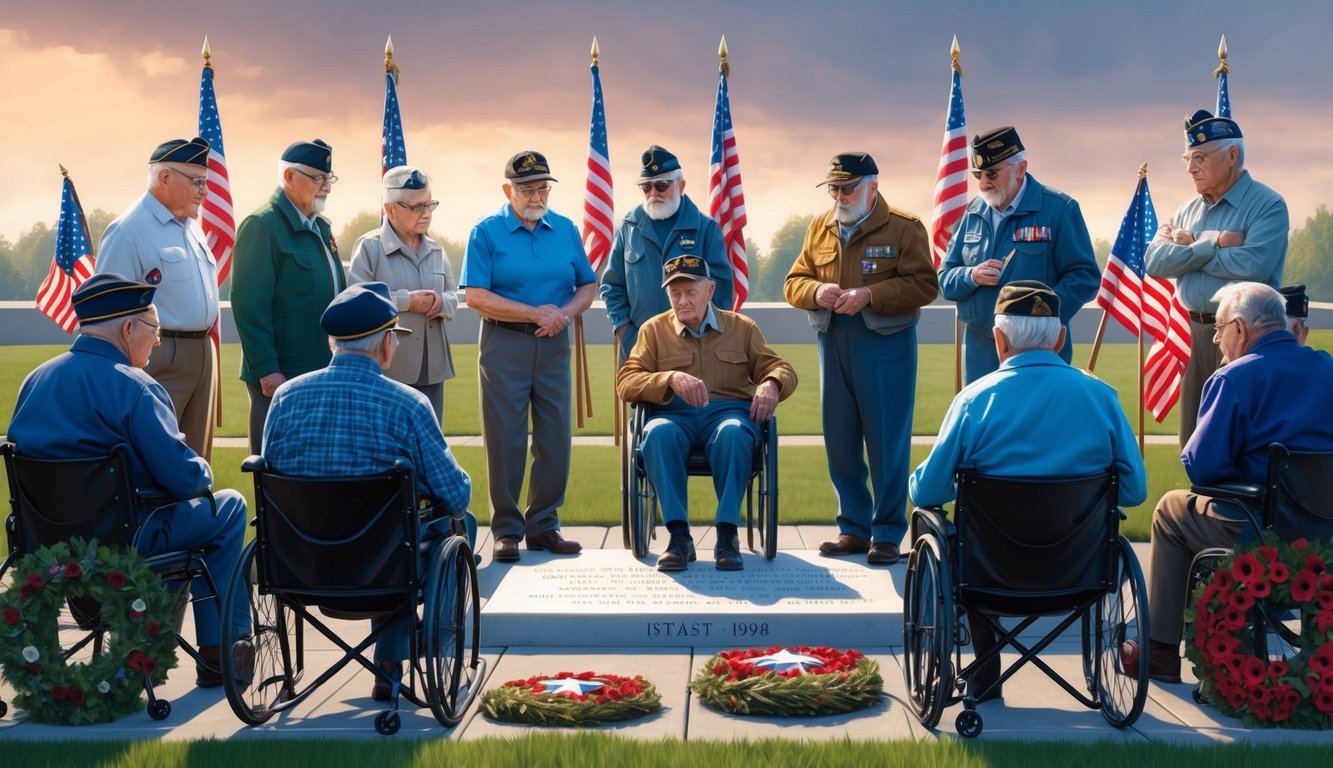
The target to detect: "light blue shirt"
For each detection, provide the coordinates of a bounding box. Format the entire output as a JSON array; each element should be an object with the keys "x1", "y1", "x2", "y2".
[
  {"x1": 681, "y1": 304, "x2": 721, "y2": 338},
  {"x1": 461, "y1": 203, "x2": 595, "y2": 307}
]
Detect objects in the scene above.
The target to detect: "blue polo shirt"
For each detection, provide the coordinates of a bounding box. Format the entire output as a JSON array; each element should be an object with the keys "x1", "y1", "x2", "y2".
[{"x1": 460, "y1": 203, "x2": 595, "y2": 307}]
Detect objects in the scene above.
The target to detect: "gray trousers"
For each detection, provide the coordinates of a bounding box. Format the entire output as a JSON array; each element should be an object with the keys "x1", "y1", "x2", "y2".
[
  {"x1": 145, "y1": 335, "x2": 216, "y2": 462},
  {"x1": 1179, "y1": 318, "x2": 1224, "y2": 450},
  {"x1": 1148, "y1": 489, "x2": 1244, "y2": 646},
  {"x1": 478, "y1": 323, "x2": 572, "y2": 540}
]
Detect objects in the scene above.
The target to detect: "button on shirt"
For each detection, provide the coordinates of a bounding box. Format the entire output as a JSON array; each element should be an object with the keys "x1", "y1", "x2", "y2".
[{"x1": 460, "y1": 204, "x2": 596, "y2": 307}]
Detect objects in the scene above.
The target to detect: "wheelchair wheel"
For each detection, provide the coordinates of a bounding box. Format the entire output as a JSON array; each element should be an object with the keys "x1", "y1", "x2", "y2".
[
  {"x1": 628, "y1": 462, "x2": 656, "y2": 559},
  {"x1": 758, "y1": 428, "x2": 778, "y2": 561},
  {"x1": 955, "y1": 708, "x2": 983, "y2": 738},
  {"x1": 619, "y1": 404, "x2": 632, "y2": 550},
  {"x1": 902, "y1": 533, "x2": 954, "y2": 729},
  {"x1": 1094, "y1": 535, "x2": 1149, "y2": 728},
  {"x1": 221, "y1": 540, "x2": 296, "y2": 725},
  {"x1": 423, "y1": 536, "x2": 483, "y2": 728}
]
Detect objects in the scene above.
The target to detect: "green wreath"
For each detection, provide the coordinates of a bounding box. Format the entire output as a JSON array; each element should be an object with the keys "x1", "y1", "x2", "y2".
[
  {"x1": 480, "y1": 671, "x2": 662, "y2": 726},
  {"x1": 0, "y1": 537, "x2": 180, "y2": 725},
  {"x1": 691, "y1": 646, "x2": 883, "y2": 716}
]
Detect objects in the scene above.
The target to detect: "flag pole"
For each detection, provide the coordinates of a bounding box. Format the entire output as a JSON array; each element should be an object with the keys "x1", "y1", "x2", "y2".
[
  {"x1": 201, "y1": 36, "x2": 226, "y2": 434},
  {"x1": 1086, "y1": 313, "x2": 1108, "y2": 372},
  {"x1": 1136, "y1": 162, "x2": 1149, "y2": 456},
  {"x1": 948, "y1": 37, "x2": 965, "y2": 394},
  {"x1": 572, "y1": 37, "x2": 598, "y2": 429}
]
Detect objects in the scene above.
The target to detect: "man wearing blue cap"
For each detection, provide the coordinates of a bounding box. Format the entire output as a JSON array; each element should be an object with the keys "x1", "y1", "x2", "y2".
[
  {"x1": 97, "y1": 137, "x2": 220, "y2": 461},
  {"x1": 938, "y1": 126, "x2": 1100, "y2": 384},
  {"x1": 600, "y1": 145, "x2": 733, "y2": 357},
  {"x1": 8, "y1": 273, "x2": 250, "y2": 688},
  {"x1": 1146, "y1": 110, "x2": 1289, "y2": 449},
  {"x1": 262, "y1": 281, "x2": 475, "y2": 700},
  {"x1": 232, "y1": 139, "x2": 348, "y2": 453}
]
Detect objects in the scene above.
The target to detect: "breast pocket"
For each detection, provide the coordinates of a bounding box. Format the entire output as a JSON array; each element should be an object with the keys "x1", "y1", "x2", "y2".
[
  {"x1": 285, "y1": 249, "x2": 321, "y2": 294},
  {"x1": 659, "y1": 353, "x2": 694, "y2": 372},
  {"x1": 1011, "y1": 241, "x2": 1051, "y2": 280},
  {"x1": 157, "y1": 247, "x2": 194, "y2": 283},
  {"x1": 812, "y1": 247, "x2": 839, "y2": 283}
]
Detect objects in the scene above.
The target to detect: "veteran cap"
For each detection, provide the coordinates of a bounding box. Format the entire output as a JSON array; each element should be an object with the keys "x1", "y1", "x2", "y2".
[
  {"x1": 383, "y1": 165, "x2": 430, "y2": 191},
  {"x1": 72, "y1": 273, "x2": 157, "y2": 325},
  {"x1": 320, "y1": 282, "x2": 411, "y2": 341},
  {"x1": 504, "y1": 151, "x2": 557, "y2": 183},
  {"x1": 661, "y1": 255, "x2": 712, "y2": 287},
  {"x1": 817, "y1": 152, "x2": 878, "y2": 187},
  {"x1": 1280, "y1": 284, "x2": 1309, "y2": 319},
  {"x1": 640, "y1": 145, "x2": 681, "y2": 178},
  {"x1": 995, "y1": 279, "x2": 1060, "y2": 318},
  {"x1": 149, "y1": 137, "x2": 210, "y2": 167},
  {"x1": 282, "y1": 139, "x2": 333, "y2": 172},
  {"x1": 1184, "y1": 109, "x2": 1242, "y2": 148},
  {"x1": 971, "y1": 126, "x2": 1025, "y2": 170}
]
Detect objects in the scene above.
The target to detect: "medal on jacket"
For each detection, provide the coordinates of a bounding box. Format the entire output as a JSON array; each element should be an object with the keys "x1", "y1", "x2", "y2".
[{"x1": 1013, "y1": 225, "x2": 1052, "y2": 242}]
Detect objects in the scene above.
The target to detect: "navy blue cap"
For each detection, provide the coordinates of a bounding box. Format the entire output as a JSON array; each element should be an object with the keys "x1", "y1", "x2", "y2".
[
  {"x1": 383, "y1": 166, "x2": 430, "y2": 190},
  {"x1": 661, "y1": 255, "x2": 711, "y2": 287},
  {"x1": 73, "y1": 273, "x2": 156, "y2": 324},
  {"x1": 504, "y1": 151, "x2": 557, "y2": 182},
  {"x1": 640, "y1": 145, "x2": 681, "y2": 178},
  {"x1": 320, "y1": 282, "x2": 411, "y2": 340},
  {"x1": 996, "y1": 280, "x2": 1059, "y2": 317},
  {"x1": 282, "y1": 139, "x2": 333, "y2": 172},
  {"x1": 971, "y1": 127, "x2": 1024, "y2": 170},
  {"x1": 1280, "y1": 284, "x2": 1308, "y2": 319},
  {"x1": 1185, "y1": 109, "x2": 1242, "y2": 147},
  {"x1": 149, "y1": 137, "x2": 210, "y2": 167},
  {"x1": 818, "y1": 152, "x2": 878, "y2": 186}
]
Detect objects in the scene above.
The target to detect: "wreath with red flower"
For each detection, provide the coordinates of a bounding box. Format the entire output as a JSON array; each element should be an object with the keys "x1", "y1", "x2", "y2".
[
  {"x1": 0, "y1": 538, "x2": 179, "y2": 725},
  {"x1": 480, "y1": 671, "x2": 662, "y2": 726},
  {"x1": 1185, "y1": 533, "x2": 1333, "y2": 729},
  {"x1": 690, "y1": 646, "x2": 882, "y2": 716}
]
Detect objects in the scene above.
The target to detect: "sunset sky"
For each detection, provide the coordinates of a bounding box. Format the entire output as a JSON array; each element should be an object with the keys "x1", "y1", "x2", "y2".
[{"x1": 3, "y1": 1, "x2": 1331, "y2": 258}]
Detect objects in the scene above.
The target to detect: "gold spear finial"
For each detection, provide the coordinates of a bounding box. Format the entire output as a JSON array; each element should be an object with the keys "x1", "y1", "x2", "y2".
[
  {"x1": 202, "y1": 35, "x2": 212, "y2": 71},
  {"x1": 1138, "y1": 161, "x2": 1148, "y2": 180},
  {"x1": 1213, "y1": 34, "x2": 1230, "y2": 77},
  {"x1": 385, "y1": 35, "x2": 400, "y2": 80},
  {"x1": 59, "y1": 163, "x2": 69, "y2": 178},
  {"x1": 950, "y1": 34, "x2": 962, "y2": 76},
  {"x1": 591, "y1": 36, "x2": 599, "y2": 66},
  {"x1": 719, "y1": 35, "x2": 730, "y2": 78}
]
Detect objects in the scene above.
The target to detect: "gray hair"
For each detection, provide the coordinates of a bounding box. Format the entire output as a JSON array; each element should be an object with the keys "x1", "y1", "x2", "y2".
[
  {"x1": 332, "y1": 331, "x2": 389, "y2": 356},
  {"x1": 382, "y1": 166, "x2": 432, "y2": 204},
  {"x1": 994, "y1": 314, "x2": 1061, "y2": 353},
  {"x1": 1213, "y1": 281, "x2": 1285, "y2": 333},
  {"x1": 1008, "y1": 150, "x2": 1028, "y2": 166},
  {"x1": 147, "y1": 162, "x2": 169, "y2": 186},
  {"x1": 278, "y1": 160, "x2": 315, "y2": 186},
  {"x1": 1213, "y1": 138, "x2": 1245, "y2": 168},
  {"x1": 644, "y1": 169, "x2": 684, "y2": 184}
]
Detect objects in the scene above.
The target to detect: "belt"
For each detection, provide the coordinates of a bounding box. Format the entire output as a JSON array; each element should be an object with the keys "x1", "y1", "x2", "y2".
[
  {"x1": 484, "y1": 318, "x2": 541, "y2": 335},
  {"x1": 1187, "y1": 312, "x2": 1216, "y2": 325},
  {"x1": 160, "y1": 329, "x2": 211, "y2": 339}
]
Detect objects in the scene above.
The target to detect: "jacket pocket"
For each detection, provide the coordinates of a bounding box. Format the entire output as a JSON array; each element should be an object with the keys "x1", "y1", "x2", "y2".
[{"x1": 659, "y1": 353, "x2": 694, "y2": 372}]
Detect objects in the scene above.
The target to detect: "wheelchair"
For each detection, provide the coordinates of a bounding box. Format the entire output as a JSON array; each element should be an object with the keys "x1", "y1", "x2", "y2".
[
  {"x1": 220, "y1": 456, "x2": 484, "y2": 735},
  {"x1": 1184, "y1": 443, "x2": 1333, "y2": 703},
  {"x1": 902, "y1": 470, "x2": 1149, "y2": 737},
  {"x1": 621, "y1": 402, "x2": 778, "y2": 560},
  {"x1": 0, "y1": 442, "x2": 221, "y2": 721}
]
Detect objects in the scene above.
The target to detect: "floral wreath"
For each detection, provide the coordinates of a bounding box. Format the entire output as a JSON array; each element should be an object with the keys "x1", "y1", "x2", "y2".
[
  {"x1": 0, "y1": 538, "x2": 180, "y2": 725},
  {"x1": 480, "y1": 670, "x2": 661, "y2": 726},
  {"x1": 690, "y1": 646, "x2": 882, "y2": 717},
  {"x1": 1184, "y1": 533, "x2": 1333, "y2": 729}
]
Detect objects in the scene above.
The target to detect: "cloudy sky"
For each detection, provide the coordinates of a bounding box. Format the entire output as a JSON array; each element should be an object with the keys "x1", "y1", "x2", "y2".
[{"x1": 3, "y1": 0, "x2": 1331, "y2": 256}]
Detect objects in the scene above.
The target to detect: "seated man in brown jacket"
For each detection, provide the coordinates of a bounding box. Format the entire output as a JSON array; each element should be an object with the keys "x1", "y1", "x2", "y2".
[{"x1": 616, "y1": 255, "x2": 798, "y2": 572}]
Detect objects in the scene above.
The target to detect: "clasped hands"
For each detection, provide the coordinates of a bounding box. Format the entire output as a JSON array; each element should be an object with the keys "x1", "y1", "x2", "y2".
[
  {"x1": 815, "y1": 283, "x2": 871, "y2": 315},
  {"x1": 669, "y1": 373, "x2": 779, "y2": 422},
  {"x1": 1156, "y1": 224, "x2": 1246, "y2": 249},
  {"x1": 407, "y1": 289, "x2": 445, "y2": 319},
  {"x1": 532, "y1": 304, "x2": 572, "y2": 337}
]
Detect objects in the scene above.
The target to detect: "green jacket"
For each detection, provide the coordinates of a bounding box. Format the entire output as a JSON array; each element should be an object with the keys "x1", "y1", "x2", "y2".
[{"x1": 231, "y1": 189, "x2": 347, "y2": 384}]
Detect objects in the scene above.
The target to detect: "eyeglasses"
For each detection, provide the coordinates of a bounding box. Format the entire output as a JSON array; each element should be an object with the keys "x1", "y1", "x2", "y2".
[
  {"x1": 395, "y1": 200, "x2": 440, "y2": 215},
  {"x1": 970, "y1": 167, "x2": 1007, "y2": 181},
  {"x1": 1181, "y1": 146, "x2": 1224, "y2": 168},
  {"x1": 826, "y1": 179, "x2": 864, "y2": 197},
  {"x1": 293, "y1": 168, "x2": 339, "y2": 186},
  {"x1": 513, "y1": 184, "x2": 552, "y2": 198},
  {"x1": 167, "y1": 166, "x2": 208, "y2": 189},
  {"x1": 132, "y1": 316, "x2": 161, "y2": 339},
  {"x1": 638, "y1": 180, "x2": 675, "y2": 193},
  {"x1": 1213, "y1": 317, "x2": 1239, "y2": 340}
]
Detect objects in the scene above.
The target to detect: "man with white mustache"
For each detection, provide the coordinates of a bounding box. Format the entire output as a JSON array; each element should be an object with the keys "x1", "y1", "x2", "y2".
[{"x1": 601, "y1": 145, "x2": 732, "y2": 358}]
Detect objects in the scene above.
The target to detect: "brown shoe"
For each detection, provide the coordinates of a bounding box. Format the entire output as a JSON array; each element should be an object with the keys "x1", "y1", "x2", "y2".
[
  {"x1": 493, "y1": 536, "x2": 521, "y2": 563},
  {"x1": 867, "y1": 542, "x2": 901, "y2": 565},
  {"x1": 195, "y1": 645, "x2": 223, "y2": 688},
  {"x1": 1147, "y1": 640, "x2": 1182, "y2": 683},
  {"x1": 819, "y1": 533, "x2": 871, "y2": 556},
  {"x1": 526, "y1": 530, "x2": 582, "y2": 556}
]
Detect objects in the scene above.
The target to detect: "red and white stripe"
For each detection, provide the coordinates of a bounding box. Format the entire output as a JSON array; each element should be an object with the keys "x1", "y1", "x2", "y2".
[
  {"x1": 36, "y1": 254, "x2": 96, "y2": 334},
  {"x1": 708, "y1": 135, "x2": 748, "y2": 310},
  {"x1": 1143, "y1": 289, "x2": 1191, "y2": 422},
  {"x1": 582, "y1": 149, "x2": 614, "y2": 275},
  {"x1": 200, "y1": 150, "x2": 235, "y2": 285},
  {"x1": 930, "y1": 128, "x2": 969, "y2": 269}
]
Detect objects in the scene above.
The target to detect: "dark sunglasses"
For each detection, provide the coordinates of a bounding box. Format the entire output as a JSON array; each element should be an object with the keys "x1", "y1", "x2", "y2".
[{"x1": 638, "y1": 180, "x2": 674, "y2": 193}]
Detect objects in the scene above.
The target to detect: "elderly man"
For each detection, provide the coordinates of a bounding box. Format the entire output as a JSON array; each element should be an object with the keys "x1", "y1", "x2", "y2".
[
  {"x1": 96, "y1": 137, "x2": 220, "y2": 460},
  {"x1": 600, "y1": 145, "x2": 733, "y2": 357},
  {"x1": 460, "y1": 151, "x2": 597, "y2": 563},
  {"x1": 938, "y1": 126, "x2": 1100, "y2": 383},
  {"x1": 910, "y1": 280, "x2": 1147, "y2": 700},
  {"x1": 1280, "y1": 284, "x2": 1309, "y2": 345},
  {"x1": 232, "y1": 139, "x2": 347, "y2": 453},
  {"x1": 349, "y1": 166, "x2": 458, "y2": 421},
  {"x1": 784, "y1": 152, "x2": 938, "y2": 565},
  {"x1": 617, "y1": 255, "x2": 797, "y2": 571},
  {"x1": 8, "y1": 273, "x2": 249, "y2": 687},
  {"x1": 1145, "y1": 110, "x2": 1289, "y2": 449},
  {"x1": 1145, "y1": 282, "x2": 1333, "y2": 683},
  {"x1": 262, "y1": 282, "x2": 475, "y2": 700}
]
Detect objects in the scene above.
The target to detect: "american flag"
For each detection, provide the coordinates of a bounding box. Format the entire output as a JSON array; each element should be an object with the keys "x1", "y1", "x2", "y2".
[
  {"x1": 581, "y1": 61, "x2": 613, "y2": 275},
  {"x1": 198, "y1": 63, "x2": 235, "y2": 286},
  {"x1": 36, "y1": 173, "x2": 96, "y2": 334},
  {"x1": 1216, "y1": 68, "x2": 1231, "y2": 118},
  {"x1": 929, "y1": 64, "x2": 968, "y2": 268},
  {"x1": 708, "y1": 66, "x2": 748, "y2": 310},
  {"x1": 382, "y1": 68, "x2": 407, "y2": 175}
]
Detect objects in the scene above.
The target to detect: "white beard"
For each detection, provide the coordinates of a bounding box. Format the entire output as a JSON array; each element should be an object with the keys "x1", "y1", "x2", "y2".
[
  {"x1": 835, "y1": 198, "x2": 871, "y2": 226},
  {"x1": 644, "y1": 194, "x2": 682, "y2": 221},
  {"x1": 979, "y1": 188, "x2": 1007, "y2": 209},
  {"x1": 311, "y1": 195, "x2": 328, "y2": 215}
]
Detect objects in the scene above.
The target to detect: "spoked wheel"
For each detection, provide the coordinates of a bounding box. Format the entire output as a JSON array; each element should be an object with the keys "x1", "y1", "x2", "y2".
[
  {"x1": 423, "y1": 536, "x2": 483, "y2": 727},
  {"x1": 1095, "y1": 535, "x2": 1149, "y2": 728},
  {"x1": 221, "y1": 540, "x2": 296, "y2": 725},
  {"x1": 758, "y1": 426, "x2": 778, "y2": 561},
  {"x1": 902, "y1": 533, "x2": 954, "y2": 729},
  {"x1": 628, "y1": 463, "x2": 656, "y2": 559},
  {"x1": 619, "y1": 401, "x2": 632, "y2": 550}
]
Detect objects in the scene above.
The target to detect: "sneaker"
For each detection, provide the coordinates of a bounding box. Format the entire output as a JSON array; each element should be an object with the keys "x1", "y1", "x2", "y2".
[{"x1": 657, "y1": 532, "x2": 696, "y2": 572}]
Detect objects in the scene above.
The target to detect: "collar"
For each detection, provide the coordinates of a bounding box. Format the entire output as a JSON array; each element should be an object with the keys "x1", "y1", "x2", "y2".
[
  {"x1": 273, "y1": 188, "x2": 322, "y2": 232},
  {"x1": 988, "y1": 173, "x2": 1031, "y2": 218},
  {"x1": 1214, "y1": 170, "x2": 1254, "y2": 208},
  {"x1": 329, "y1": 350, "x2": 387, "y2": 375},
  {"x1": 825, "y1": 193, "x2": 889, "y2": 241},
  {"x1": 71, "y1": 334, "x2": 131, "y2": 365},
  {"x1": 997, "y1": 348, "x2": 1066, "y2": 371},
  {"x1": 671, "y1": 303, "x2": 722, "y2": 338},
  {"x1": 144, "y1": 191, "x2": 188, "y2": 226},
  {"x1": 379, "y1": 220, "x2": 436, "y2": 257},
  {"x1": 503, "y1": 202, "x2": 550, "y2": 232}
]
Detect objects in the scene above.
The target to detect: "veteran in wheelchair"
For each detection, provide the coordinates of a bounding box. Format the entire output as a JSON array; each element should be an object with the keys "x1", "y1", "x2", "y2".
[
  {"x1": 3, "y1": 273, "x2": 249, "y2": 715},
  {"x1": 1147, "y1": 282, "x2": 1333, "y2": 685},
  {"x1": 905, "y1": 281, "x2": 1149, "y2": 736},
  {"x1": 220, "y1": 282, "x2": 483, "y2": 735},
  {"x1": 616, "y1": 255, "x2": 796, "y2": 571}
]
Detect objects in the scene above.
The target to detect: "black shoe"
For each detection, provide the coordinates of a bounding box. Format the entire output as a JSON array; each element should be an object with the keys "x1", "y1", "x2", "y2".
[
  {"x1": 657, "y1": 532, "x2": 696, "y2": 572},
  {"x1": 714, "y1": 530, "x2": 743, "y2": 571}
]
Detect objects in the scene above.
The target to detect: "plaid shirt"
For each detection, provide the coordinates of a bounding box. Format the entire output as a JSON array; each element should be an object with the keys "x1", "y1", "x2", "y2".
[{"x1": 262, "y1": 352, "x2": 470, "y2": 514}]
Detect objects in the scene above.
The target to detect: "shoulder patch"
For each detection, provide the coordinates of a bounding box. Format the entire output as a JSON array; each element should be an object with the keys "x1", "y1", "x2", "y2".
[{"x1": 887, "y1": 206, "x2": 920, "y2": 221}]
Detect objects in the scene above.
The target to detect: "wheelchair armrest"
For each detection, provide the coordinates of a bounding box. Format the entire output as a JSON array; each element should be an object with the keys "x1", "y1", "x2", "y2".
[
  {"x1": 241, "y1": 454, "x2": 267, "y2": 473},
  {"x1": 1190, "y1": 482, "x2": 1265, "y2": 503},
  {"x1": 139, "y1": 488, "x2": 218, "y2": 516}
]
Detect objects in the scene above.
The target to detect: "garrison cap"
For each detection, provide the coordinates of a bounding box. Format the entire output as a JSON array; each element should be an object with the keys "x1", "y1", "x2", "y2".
[
  {"x1": 72, "y1": 273, "x2": 156, "y2": 324},
  {"x1": 282, "y1": 139, "x2": 333, "y2": 172},
  {"x1": 149, "y1": 137, "x2": 210, "y2": 167},
  {"x1": 1185, "y1": 109, "x2": 1242, "y2": 147},
  {"x1": 971, "y1": 126, "x2": 1024, "y2": 170},
  {"x1": 640, "y1": 145, "x2": 681, "y2": 178},
  {"x1": 320, "y1": 282, "x2": 411, "y2": 341},
  {"x1": 661, "y1": 255, "x2": 711, "y2": 288},
  {"x1": 1280, "y1": 284, "x2": 1309, "y2": 319},
  {"x1": 504, "y1": 151, "x2": 557, "y2": 183},
  {"x1": 383, "y1": 165, "x2": 430, "y2": 191},
  {"x1": 817, "y1": 152, "x2": 878, "y2": 186},
  {"x1": 995, "y1": 280, "x2": 1060, "y2": 318}
]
